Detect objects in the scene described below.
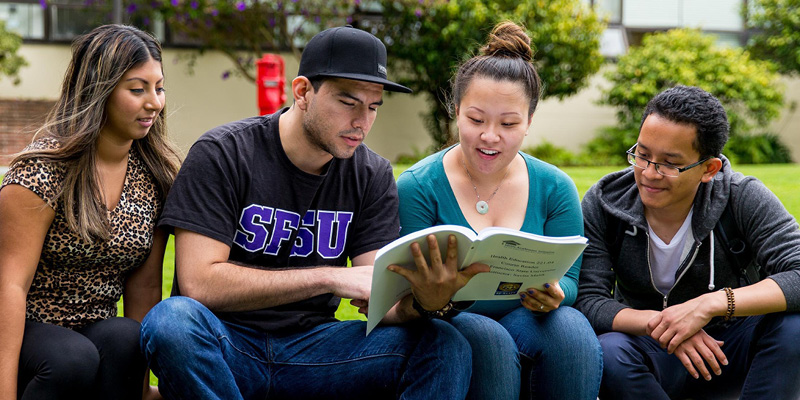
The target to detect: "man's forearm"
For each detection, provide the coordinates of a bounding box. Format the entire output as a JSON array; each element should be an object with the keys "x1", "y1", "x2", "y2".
[
  {"x1": 179, "y1": 262, "x2": 342, "y2": 312},
  {"x1": 611, "y1": 308, "x2": 661, "y2": 336}
]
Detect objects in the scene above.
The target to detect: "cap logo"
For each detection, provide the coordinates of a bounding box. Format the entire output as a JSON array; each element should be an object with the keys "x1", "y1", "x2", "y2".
[{"x1": 378, "y1": 64, "x2": 387, "y2": 77}]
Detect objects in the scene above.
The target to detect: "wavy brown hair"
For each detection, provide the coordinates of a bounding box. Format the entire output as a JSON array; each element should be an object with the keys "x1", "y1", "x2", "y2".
[
  {"x1": 10, "y1": 24, "x2": 181, "y2": 242},
  {"x1": 451, "y1": 21, "x2": 543, "y2": 117}
]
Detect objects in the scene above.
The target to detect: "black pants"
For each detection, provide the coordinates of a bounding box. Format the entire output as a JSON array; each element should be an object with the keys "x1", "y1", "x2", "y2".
[{"x1": 17, "y1": 317, "x2": 145, "y2": 400}]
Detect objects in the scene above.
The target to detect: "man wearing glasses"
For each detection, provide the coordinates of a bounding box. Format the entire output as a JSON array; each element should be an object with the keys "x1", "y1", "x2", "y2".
[{"x1": 574, "y1": 86, "x2": 800, "y2": 399}]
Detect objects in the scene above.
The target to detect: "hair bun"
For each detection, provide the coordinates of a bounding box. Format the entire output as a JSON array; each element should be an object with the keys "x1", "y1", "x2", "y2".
[{"x1": 481, "y1": 21, "x2": 533, "y2": 62}]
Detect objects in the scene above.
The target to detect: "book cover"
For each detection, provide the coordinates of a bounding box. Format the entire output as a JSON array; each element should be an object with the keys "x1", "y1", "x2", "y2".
[{"x1": 366, "y1": 225, "x2": 587, "y2": 334}]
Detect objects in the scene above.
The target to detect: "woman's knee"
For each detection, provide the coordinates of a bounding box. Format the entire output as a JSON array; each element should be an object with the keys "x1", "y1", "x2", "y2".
[
  {"x1": 83, "y1": 317, "x2": 141, "y2": 348},
  {"x1": 20, "y1": 331, "x2": 100, "y2": 392},
  {"x1": 450, "y1": 312, "x2": 518, "y2": 364},
  {"x1": 82, "y1": 317, "x2": 145, "y2": 370}
]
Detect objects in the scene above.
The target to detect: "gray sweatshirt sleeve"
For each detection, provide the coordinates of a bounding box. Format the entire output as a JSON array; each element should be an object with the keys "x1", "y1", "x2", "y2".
[
  {"x1": 733, "y1": 177, "x2": 800, "y2": 311},
  {"x1": 573, "y1": 185, "x2": 630, "y2": 333}
]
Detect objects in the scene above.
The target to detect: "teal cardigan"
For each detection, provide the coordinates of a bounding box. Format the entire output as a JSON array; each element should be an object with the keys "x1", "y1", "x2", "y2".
[{"x1": 397, "y1": 146, "x2": 584, "y2": 316}]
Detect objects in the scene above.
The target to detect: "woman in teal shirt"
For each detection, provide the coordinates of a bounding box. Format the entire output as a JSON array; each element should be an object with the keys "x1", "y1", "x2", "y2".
[{"x1": 395, "y1": 22, "x2": 602, "y2": 399}]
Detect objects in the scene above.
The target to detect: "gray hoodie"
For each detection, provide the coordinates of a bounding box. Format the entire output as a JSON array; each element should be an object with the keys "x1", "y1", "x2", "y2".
[{"x1": 574, "y1": 157, "x2": 800, "y2": 334}]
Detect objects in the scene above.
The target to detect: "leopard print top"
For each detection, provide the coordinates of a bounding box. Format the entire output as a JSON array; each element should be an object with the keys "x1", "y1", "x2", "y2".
[{"x1": 1, "y1": 138, "x2": 161, "y2": 329}]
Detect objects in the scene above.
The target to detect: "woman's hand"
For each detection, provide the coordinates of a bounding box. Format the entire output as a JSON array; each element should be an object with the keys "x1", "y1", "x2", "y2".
[
  {"x1": 388, "y1": 234, "x2": 489, "y2": 312},
  {"x1": 519, "y1": 281, "x2": 565, "y2": 313}
]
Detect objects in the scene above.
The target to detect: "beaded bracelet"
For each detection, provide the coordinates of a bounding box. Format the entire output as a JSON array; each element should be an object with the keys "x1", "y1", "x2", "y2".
[{"x1": 723, "y1": 287, "x2": 735, "y2": 321}]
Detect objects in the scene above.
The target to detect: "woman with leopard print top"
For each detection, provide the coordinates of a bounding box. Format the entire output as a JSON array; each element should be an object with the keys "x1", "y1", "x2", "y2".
[{"x1": 0, "y1": 24, "x2": 180, "y2": 400}]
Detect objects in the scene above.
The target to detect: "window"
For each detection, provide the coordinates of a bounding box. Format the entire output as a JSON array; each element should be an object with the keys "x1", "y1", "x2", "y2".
[
  {"x1": 0, "y1": 1, "x2": 45, "y2": 39},
  {"x1": 49, "y1": 0, "x2": 110, "y2": 41}
]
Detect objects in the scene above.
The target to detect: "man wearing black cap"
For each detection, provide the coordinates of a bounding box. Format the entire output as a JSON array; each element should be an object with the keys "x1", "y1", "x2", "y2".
[{"x1": 140, "y1": 26, "x2": 473, "y2": 399}]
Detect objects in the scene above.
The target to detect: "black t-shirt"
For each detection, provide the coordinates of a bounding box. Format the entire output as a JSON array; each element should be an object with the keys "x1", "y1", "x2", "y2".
[{"x1": 159, "y1": 108, "x2": 400, "y2": 333}]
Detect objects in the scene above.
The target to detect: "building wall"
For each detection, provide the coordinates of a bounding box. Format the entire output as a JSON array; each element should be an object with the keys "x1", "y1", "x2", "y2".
[
  {"x1": 2, "y1": 44, "x2": 799, "y2": 165},
  {"x1": 0, "y1": 99, "x2": 54, "y2": 165}
]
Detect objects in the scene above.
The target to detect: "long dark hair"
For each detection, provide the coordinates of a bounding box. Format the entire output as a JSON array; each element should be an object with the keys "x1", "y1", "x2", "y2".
[{"x1": 11, "y1": 24, "x2": 181, "y2": 242}]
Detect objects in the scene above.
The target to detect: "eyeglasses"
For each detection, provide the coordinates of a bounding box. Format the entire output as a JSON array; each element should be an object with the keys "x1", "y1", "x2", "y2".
[{"x1": 626, "y1": 144, "x2": 710, "y2": 178}]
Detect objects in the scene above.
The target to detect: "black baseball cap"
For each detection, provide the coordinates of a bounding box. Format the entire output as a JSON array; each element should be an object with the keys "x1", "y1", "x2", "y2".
[{"x1": 298, "y1": 26, "x2": 412, "y2": 93}]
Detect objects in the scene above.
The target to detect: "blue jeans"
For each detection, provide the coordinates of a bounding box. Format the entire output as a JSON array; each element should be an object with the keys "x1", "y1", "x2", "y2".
[
  {"x1": 599, "y1": 313, "x2": 800, "y2": 400},
  {"x1": 140, "y1": 296, "x2": 472, "y2": 400},
  {"x1": 450, "y1": 306, "x2": 603, "y2": 400}
]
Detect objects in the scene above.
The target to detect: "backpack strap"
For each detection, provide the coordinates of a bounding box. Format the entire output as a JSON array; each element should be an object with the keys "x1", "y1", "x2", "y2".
[{"x1": 713, "y1": 201, "x2": 764, "y2": 285}]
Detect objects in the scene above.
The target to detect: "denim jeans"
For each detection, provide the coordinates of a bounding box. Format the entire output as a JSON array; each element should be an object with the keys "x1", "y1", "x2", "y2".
[
  {"x1": 599, "y1": 313, "x2": 800, "y2": 400},
  {"x1": 140, "y1": 296, "x2": 473, "y2": 400},
  {"x1": 498, "y1": 306, "x2": 603, "y2": 400},
  {"x1": 449, "y1": 312, "x2": 521, "y2": 400},
  {"x1": 449, "y1": 306, "x2": 602, "y2": 400}
]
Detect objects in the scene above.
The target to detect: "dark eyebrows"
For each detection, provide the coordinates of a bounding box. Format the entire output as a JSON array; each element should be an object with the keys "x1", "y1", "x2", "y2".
[
  {"x1": 636, "y1": 143, "x2": 686, "y2": 160},
  {"x1": 338, "y1": 91, "x2": 383, "y2": 107},
  {"x1": 124, "y1": 77, "x2": 164, "y2": 85}
]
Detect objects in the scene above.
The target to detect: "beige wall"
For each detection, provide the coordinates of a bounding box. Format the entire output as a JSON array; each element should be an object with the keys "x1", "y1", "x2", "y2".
[{"x1": 2, "y1": 44, "x2": 799, "y2": 162}]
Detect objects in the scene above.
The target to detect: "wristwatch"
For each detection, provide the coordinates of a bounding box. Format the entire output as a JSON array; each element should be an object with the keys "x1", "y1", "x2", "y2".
[{"x1": 412, "y1": 297, "x2": 458, "y2": 319}]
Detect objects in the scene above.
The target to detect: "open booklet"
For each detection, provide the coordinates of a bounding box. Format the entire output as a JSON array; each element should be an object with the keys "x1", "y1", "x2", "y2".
[{"x1": 365, "y1": 224, "x2": 587, "y2": 335}]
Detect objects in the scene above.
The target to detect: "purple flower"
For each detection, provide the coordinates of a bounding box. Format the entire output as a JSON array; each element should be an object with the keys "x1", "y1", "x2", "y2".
[
  {"x1": 222, "y1": 71, "x2": 231, "y2": 80},
  {"x1": 414, "y1": 8, "x2": 422, "y2": 17},
  {"x1": 235, "y1": 1, "x2": 245, "y2": 11},
  {"x1": 314, "y1": 16, "x2": 320, "y2": 23},
  {"x1": 143, "y1": 17, "x2": 151, "y2": 25},
  {"x1": 354, "y1": 0, "x2": 360, "y2": 4},
  {"x1": 211, "y1": 8, "x2": 218, "y2": 16},
  {"x1": 126, "y1": 3, "x2": 137, "y2": 13},
  {"x1": 39, "y1": 0, "x2": 46, "y2": 8},
  {"x1": 190, "y1": 0, "x2": 198, "y2": 9},
  {"x1": 171, "y1": 0, "x2": 179, "y2": 6},
  {"x1": 346, "y1": 15, "x2": 353, "y2": 23},
  {"x1": 269, "y1": 17, "x2": 276, "y2": 27}
]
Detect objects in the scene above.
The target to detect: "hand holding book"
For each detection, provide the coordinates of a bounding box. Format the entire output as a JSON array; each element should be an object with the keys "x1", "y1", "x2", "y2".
[{"x1": 386, "y1": 234, "x2": 490, "y2": 313}]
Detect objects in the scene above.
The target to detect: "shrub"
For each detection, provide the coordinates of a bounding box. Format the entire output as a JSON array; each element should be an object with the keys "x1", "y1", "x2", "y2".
[{"x1": 725, "y1": 133, "x2": 793, "y2": 164}]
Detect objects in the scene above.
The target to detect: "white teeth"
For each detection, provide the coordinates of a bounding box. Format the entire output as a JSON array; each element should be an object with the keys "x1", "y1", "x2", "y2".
[{"x1": 479, "y1": 149, "x2": 498, "y2": 155}]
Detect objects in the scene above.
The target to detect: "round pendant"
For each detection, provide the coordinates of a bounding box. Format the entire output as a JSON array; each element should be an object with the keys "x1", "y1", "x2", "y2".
[{"x1": 476, "y1": 200, "x2": 489, "y2": 215}]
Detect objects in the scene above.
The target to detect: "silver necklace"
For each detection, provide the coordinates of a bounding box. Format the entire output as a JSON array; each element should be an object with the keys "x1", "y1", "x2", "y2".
[{"x1": 461, "y1": 158, "x2": 509, "y2": 215}]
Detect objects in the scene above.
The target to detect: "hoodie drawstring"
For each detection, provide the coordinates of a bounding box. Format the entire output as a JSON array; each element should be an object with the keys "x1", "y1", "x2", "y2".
[{"x1": 708, "y1": 230, "x2": 716, "y2": 291}]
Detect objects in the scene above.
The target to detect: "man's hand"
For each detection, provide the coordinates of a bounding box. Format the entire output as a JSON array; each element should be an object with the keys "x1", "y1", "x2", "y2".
[
  {"x1": 327, "y1": 265, "x2": 373, "y2": 302},
  {"x1": 672, "y1": 329, "x2": 727, "y2": 381},
  {"x1": 646, "y1": 296, "x2": 717, "y2": 353},
  {"x1": 519, "y1": 281, "x2": 565, "y2": 313},
  {"x1": 353, "y1": 295, "x2": 415, "y2": 325},
  {"x1": 387, "y1": 234, "x2": 489, "y2": 311}
]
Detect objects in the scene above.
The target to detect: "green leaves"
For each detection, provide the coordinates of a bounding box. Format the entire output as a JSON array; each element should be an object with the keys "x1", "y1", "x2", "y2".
[
  {"x1": 376, "y1": 0, "x2": 606, "y2": 147},
  {"x1": 746, "y1": 0, "x2": 800, "y2": 75},
  {"x1": 0, "y1": 20, "x2": 27, "y2": 86},
  {"x1": 601, "y1": 29, "x2": 784, "y2": 136}
]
